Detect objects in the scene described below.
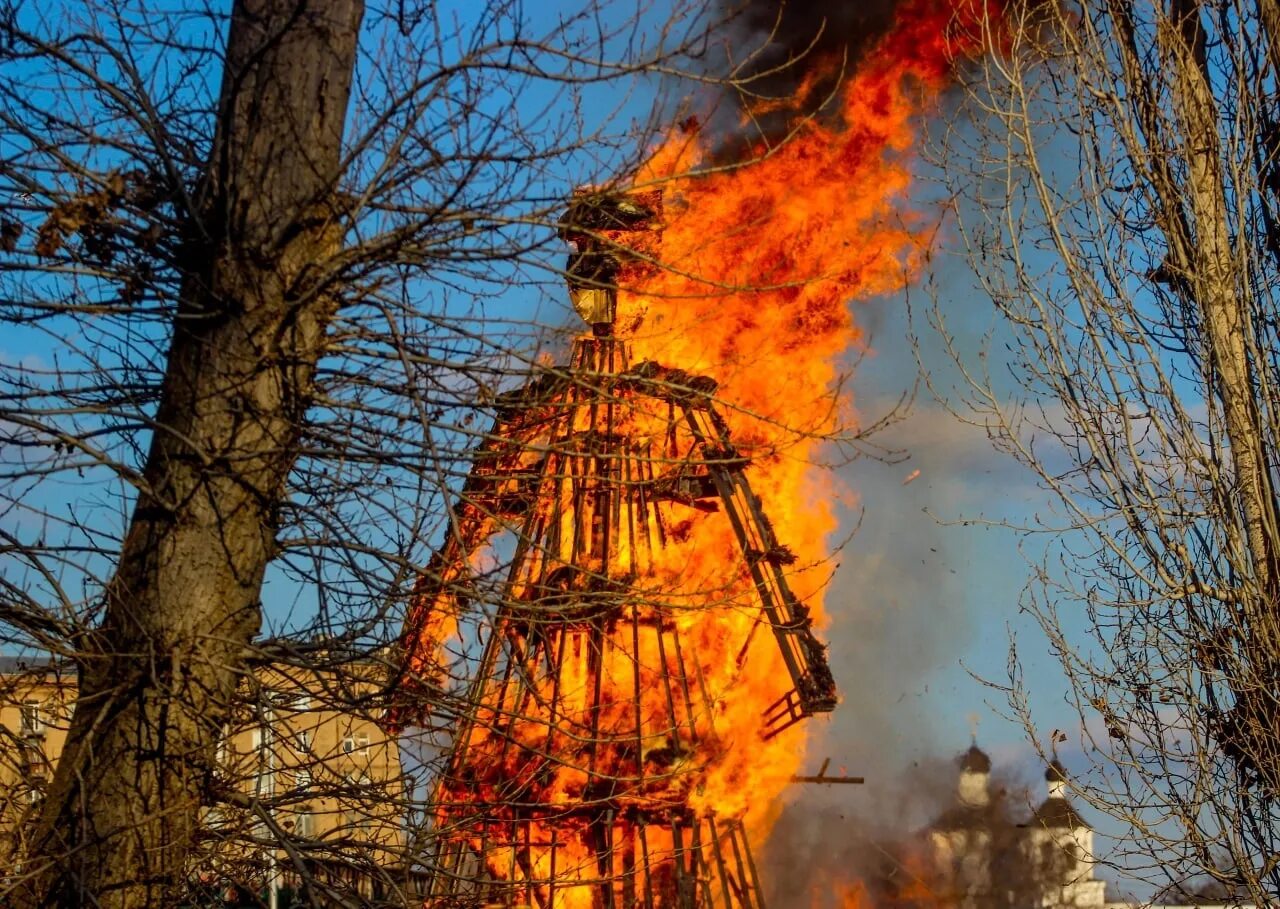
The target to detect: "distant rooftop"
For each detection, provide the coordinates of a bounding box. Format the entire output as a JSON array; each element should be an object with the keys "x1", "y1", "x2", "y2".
[
  {"x1": 959, "y1": 743, "x2": 992, "y2": 773},
  {"x1": 1032, "y1": 795, "x2": 1089, "y2": 829},
  {"x1": 0, "y1": 655, "x2": 70, "y2": 675}
]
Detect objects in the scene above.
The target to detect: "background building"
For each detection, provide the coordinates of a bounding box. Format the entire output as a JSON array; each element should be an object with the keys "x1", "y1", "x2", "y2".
[
  {"x1": 0, "y1": 655, "x2": 409, "y2": 905},
  {"x1": 927, "y1": 743, "x2": 1252, "y2": 909},
  {"x1": 0, "y1": 657, "x2": 77, "y2": 860}
]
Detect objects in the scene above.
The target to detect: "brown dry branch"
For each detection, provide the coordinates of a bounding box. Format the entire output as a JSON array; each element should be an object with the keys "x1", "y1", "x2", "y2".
[{"x1": 927, "y1": 0, "x2": 1280, "y2": 902}]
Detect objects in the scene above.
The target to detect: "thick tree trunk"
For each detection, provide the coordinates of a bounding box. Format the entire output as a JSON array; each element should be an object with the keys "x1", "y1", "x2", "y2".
[
  {"x1": 16, "y1": 1, "x2": 364, "y2": 906},
  {"x1": 1154, "y1": 0, "x2": 1280, "y2": 794},
  {"x1": 1161, "y1": 0, "x2": 1280, "y2": 610}
]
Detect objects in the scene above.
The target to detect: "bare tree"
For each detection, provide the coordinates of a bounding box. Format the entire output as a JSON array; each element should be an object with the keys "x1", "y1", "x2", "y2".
[
  {"x1": 0, "y1": 0, "x2": 728, "y2": 904},
  {"x1": 929, "y1": 0, "x2": 1280, "y2": 901}
]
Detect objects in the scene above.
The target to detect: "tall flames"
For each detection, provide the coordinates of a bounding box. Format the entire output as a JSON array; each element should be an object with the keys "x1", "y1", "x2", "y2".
[
  {"x1": 407, "y1": 1, "x2": 999, "y2": 906},
  {"x1": 615, "y1": 0, "x2": 998, "y2": 842}
]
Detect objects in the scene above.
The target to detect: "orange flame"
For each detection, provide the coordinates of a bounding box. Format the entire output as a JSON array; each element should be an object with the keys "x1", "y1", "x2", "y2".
[
  {"x1": 616, "y1": 0, "x2": 999, "y2": 841},
  {"x1": 406, "y1": 1, "x2": 1000, "y2": 903}
]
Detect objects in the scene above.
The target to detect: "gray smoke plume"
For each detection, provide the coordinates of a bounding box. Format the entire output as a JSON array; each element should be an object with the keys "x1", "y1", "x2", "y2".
[{"x1": 762, "y1": 761, "x2": 1043, "y2": 909}]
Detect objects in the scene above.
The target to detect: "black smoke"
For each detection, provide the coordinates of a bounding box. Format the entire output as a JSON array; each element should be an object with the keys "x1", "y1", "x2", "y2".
[{"x1": 721, "y1": 1, "x2": 912, "y2": 101}]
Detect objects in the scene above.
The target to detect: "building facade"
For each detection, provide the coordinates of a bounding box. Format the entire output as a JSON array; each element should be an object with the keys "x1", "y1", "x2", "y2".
[
  {"x1": 0, "y1": 655, "x2": 407, "y2": 904},
  {"x1": 928, "y1": 743, "x2": 1252, "y2": 909}
]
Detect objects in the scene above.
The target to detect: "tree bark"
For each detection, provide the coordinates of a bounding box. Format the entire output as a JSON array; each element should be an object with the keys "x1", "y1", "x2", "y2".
[
  {"x1": 16, "y1": 1, "x2": 364, "y2": 905},
  {"x1": 1161, "y1": 0, "x2": 1280, "y2": 615}
]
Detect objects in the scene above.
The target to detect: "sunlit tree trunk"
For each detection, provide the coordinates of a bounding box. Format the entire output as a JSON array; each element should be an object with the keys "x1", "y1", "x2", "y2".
[
  {"x1": 1156, "y1": 0, "x2": 1280, "y2": 608},
  {"x1": 16, "y1": 1, "x2": 363, "y2": 904}
]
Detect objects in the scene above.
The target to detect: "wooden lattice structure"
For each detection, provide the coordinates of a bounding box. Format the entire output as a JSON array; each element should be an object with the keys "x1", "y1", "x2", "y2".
[{"x1": 399, "y1": 192, "x2": 838, "y2": 908}]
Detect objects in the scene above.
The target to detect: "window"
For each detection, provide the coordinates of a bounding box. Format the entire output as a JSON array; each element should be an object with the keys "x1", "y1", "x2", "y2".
[
  {"x1": 19, "y1": 700, "x2": 42, "y2": 736},
  {"x1": 343, "y1": 734, "x2": 370, "y2": 757},
  {"x1": 295, "y1": 730, "x2": 312, "y2": 753},
  {"x1": 215, "y1": 725, "x2": 229, "y2": 766},
  {"x1": 20, "y1": 741, "x2": 46, "y2": 778},
  {"x1": 293, "y1": 810, "x2": 314, "y2": 837},
  {"x1": 294, "y1": 769, "x2": 311, "y2": 793},
  {"x1": 342, "y1": 806, "x2": 374, "y2": 831},
  {"x1": 268, "y1": 690, "x2": 310, "y2": 714},
  {"x1": 343, "y1": 771, "x2": 370, "y2": 797},
  {"x1": 342, "y1": 735, "x2": 356, "y2": 755}
]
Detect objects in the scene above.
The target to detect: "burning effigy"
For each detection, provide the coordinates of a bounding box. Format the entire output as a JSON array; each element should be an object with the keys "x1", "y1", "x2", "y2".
[
  {"x1": 398, "y1": 3, "x2": 1000, "y2": 905},
  {"x1": 401, "y1": 189, "x2": 837, "y2": 908}
]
